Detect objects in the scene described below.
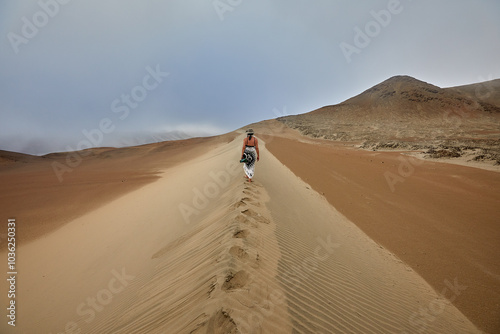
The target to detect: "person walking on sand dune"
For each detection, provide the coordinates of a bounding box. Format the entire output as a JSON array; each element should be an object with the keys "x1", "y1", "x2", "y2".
[{"x1": 241, "y1": 129, "x2": 259, "y2": 182}]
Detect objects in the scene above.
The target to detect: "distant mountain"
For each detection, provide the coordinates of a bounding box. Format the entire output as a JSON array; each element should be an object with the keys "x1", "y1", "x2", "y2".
[
  {"x1": 278, "y1": 75, "x2": 500, "y2": 143},
  {"x1": 445, "y1": 79, "x2": 500, "y2": 110},
  {"x1": 0, "y1": 130, "x2": 196, "y2": 156},
  {"x1": 313, "y1": 75, "x2": 500, "y2": 119},
  {"x1": 104, "y1": 131, "x2": 193, "y2": 149},
  {"x1": 0, "y1": 150, "x2": 43, "y2": 165},
  {"x1": 0, "y1": 131, "x2": 233, "y2": 166}
]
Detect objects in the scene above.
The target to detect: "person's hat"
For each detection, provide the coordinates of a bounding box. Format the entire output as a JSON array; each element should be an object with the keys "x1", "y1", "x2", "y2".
[{"x1": 246, "y1": 128, "x2": 254, "y2": 135}]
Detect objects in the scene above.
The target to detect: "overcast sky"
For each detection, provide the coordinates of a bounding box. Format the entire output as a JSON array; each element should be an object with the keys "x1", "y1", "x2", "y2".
[{"x1": 1, "y1": 0, "x2": 499, "y2": 154}]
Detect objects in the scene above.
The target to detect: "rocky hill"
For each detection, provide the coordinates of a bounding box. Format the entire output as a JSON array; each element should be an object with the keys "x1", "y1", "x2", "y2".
[{"x1": 278, "y1": 76, "x2": 500, "y2": 162}]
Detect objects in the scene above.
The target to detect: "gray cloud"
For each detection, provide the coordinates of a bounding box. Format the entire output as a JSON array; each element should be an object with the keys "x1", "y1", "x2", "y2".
[{"x1": 1, "y1": 0, "x2": 499, "y2": 154}]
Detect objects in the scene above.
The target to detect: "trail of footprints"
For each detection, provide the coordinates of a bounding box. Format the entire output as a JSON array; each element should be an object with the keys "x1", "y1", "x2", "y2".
[
  {"x1": 91, "y1": 180, "x2": 287, "y2": 334},
  {"x1": 223, "y1": 184, "x2": 268, "y2": 290},
  {"x1": 195, "y1": 181, "x2": 277, "y2": 333}
]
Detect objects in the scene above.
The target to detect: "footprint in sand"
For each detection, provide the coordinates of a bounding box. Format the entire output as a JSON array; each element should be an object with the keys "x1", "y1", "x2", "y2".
[
  {"x1": 242, "y1": 190, "x2": 259, "y2": 198},
  {"x1": 194, "y1": 309, "x2": 238, "y2": 333},
  {"x1": 229, "y1": 245, "x2": 250, "y2": 261},
  {"x1": 232, "y1": 197, "x2": 260, "y2": 209},
  {"x1": 243, "y1": 186, "x2": 260, "y2": 195},
  {"x1": 222, "y1": 270, "x2": 249, "y2": 291},
  {"x1": 243, "y1": 197, "x2": 260, "y2": 207},
  {"x1": 232, "y1": 200, "x2": 247, "y2": 209},
  {"x1": 234, "y1": 214, "x2": 258, "y2": 227},
  {"x1": 241, "y1": 208, "x2": 270, "y2": 224},
  {"x1": 233, "y1": 229, "x2": 249, "y2": 239}
]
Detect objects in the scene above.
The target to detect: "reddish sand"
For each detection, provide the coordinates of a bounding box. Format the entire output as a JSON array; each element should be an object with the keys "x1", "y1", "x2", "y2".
[
  {"x1": 265, "y1": 135, "x2": 500, "y2": 333},
  {"x1": 0, "y1": 131, "x2": 482, "y2": 333},
  {"x1": 0, "y1": 134, "x2": 235, "y2": 250}
]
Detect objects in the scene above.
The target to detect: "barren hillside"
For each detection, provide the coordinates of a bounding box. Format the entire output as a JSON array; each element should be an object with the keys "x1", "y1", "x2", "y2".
[{"x1": 278, "y1": 75, "x2": 500, "y2": 163}]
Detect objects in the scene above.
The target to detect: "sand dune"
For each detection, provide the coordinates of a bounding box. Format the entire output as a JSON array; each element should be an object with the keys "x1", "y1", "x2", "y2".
[
  {"x1": 0, "y1": 132, "x2": 483, "y2": 333},
  {"x1": 0, "y1": 135, "x2": 234, "y2": 250},
  {"x1": 264, "y1": 129, "x2": 500, "y2": 333}
]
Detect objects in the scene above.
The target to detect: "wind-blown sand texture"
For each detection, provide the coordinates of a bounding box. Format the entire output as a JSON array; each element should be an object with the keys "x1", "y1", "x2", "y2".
[
  {"x1": 265, "y1": 129, "x2": 500, "y2": 333},
  {"x1": 0, "y1": 135, "x2": 234, "y2": 250},
  {"x1": 0, "y1": 129, "x2": 487, "y2": 333}
]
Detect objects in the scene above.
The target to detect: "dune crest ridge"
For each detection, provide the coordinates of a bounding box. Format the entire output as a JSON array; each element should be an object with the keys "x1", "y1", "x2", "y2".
[
  {"x1": 90, "y1": 179, "x2": 292, "y2": 333},
  {"x1": 0, "y1": 134, "x2": 484, "y2": 333}
]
